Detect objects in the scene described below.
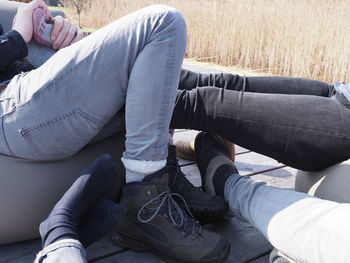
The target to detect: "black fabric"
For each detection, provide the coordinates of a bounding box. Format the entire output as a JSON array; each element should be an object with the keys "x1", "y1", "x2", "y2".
[
  {"x1": 39, "y1": 154, "x2": 118, "y2": 248},
  {"x1": 0, "y1": 24, "x2": 34, "y2": 84},
  {"x1": 172, "y1": 70, "x2": 350, "y2": 172},
  {"x1": 213, "y1": 165, "x2": 236, "y2": 197}
]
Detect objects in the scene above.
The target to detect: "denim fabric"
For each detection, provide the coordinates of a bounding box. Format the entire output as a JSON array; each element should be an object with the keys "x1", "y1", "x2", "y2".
[
  {"x1": 224, "y1": 174, "x2": 350, "y2": 263},
  {"x1": 0, "y1": 5, "x2": 187, "y2": 164},
  {"x1": 171, "y1": 71, "x2": 350, "y2": 171},
  {"x1": 34, "y1": 239, "x2": 86, "y2": 263},
  {"x1": 26, "y1": 36, "x2": 57, "y2": 69}
]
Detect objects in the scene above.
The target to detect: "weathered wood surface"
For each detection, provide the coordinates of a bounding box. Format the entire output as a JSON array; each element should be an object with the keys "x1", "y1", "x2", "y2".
[{"x1": 1, "y1": 128, "x2": 296, "y2": 263}]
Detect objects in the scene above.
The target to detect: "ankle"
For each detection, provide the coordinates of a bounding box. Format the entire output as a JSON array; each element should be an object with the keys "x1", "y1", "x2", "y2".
[
  {"x1": 122, "y1": 157, "x2": 166, "y2": 183},
  {"x1": 213, "y1": 164, "x2": 238, "y2": 197}
]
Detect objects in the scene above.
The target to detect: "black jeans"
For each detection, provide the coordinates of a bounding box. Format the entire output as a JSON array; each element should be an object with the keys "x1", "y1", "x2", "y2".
[{"x1": 171, "y1": 69, "x2": 350, "y2": 171}]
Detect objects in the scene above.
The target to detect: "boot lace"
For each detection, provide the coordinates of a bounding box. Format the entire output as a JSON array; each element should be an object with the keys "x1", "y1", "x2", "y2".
[{"x1": 137, "y1": 191, "x2": 201, "y2": 239}]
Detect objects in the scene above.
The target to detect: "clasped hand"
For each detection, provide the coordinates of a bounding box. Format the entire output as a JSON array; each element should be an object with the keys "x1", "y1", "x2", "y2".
[{"x1": 12, "y1": 0, "x2": 84, "y2": 49}]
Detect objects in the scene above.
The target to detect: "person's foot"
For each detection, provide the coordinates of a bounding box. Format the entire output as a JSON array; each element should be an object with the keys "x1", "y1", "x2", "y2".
[
  {"x1": 195, "y1": 132, "x2": 239, "y2": 196},
  {"x1": 32, "y1": 7, "x2": 54, "y2": 46},
  {"x1": 175, "y1": 136, "x2": 236, "y2": 162},
  {"x1": 78, "y1": 199, "x2": 121, "y2": 248},
  {"x1": 39, "y1": 154, "x2": 120, "y2": 248},
  {"x1": 167, "y1": 145, "x2": 228, "y2": 224},
  {"x1": 112, "y1": 167, "x2": 230, "y2": 263}
]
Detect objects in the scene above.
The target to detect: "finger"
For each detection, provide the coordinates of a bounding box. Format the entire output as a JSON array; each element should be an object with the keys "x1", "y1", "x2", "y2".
[
  {"x1": 70, "y1": 28, "x2": 84, "y2": 44},
  {"x1": 60, "y1": 24, "x2": 77, "y2": 49},
  {"x1": 30, "y1": 0, "x2": 45, "y2": 9},
  {"x1": 51, "y1": 15, "x2": 64, "y2": 42},
  {"x1": 41, "y1": 4, "x2": 52, "y2": 22},
  {"x1": 52, "y1": 19, "x2": 70, "y2": 49}
]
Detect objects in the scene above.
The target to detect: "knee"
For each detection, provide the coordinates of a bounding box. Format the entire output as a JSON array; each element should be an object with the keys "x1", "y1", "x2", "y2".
[{"x1": 149, "y1": 5, "x2": 187, "y2": 32}]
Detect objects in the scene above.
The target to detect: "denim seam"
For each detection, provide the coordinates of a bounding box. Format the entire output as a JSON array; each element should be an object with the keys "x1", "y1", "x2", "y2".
[
  {"x1": 1, "y1": 117, "x2": 15, "y2": 156},
  {"x1": 154, "y1": 31, "x2": 176, "y2": 159},
  {"x1": 19, "y1": 108, "x2": 102, "y2": 159}
]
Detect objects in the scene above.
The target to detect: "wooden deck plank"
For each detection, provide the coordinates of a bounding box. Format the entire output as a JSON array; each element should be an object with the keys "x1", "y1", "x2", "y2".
[
  {"x1": 0, "y1": 238, "x2": 40, "y2": 263},
  {"x1": 87, "y1": 236, "x2": 125, "y2": 262},
  {"x1": 0, "y1": 236, "x2": 125, "y2": 263},
  {"x1": 205, "y1": 218, "x2": 272, "y2": 263},
  {"x1": 92, "y1": 250, "x2": 163, "y2": 263},
  {"x1": 250, "y1": 166, "x2": 297, "y2": 189},
  {"x1": 235, "y1": 152, "x2": 283, "y2": 176}
]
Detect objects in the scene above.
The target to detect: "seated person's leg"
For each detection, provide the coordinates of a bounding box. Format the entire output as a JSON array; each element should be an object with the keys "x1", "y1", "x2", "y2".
[
  {"x1": 179, "y1": 69, "x2": 333, "y2": 97},
  {"x1": 194, "y1": 132, "x2": 350, "y2": 263},
  {"x1": 171, "y1": 86, "x2": 350, "y2": 171},
  {"x1": 35, "y1": 155, "x2": 121, "y2": 263}
]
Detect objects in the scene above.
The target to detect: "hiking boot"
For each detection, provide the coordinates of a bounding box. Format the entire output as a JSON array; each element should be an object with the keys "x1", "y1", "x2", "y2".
[
  {"x1": 112, "y1": 168, "x2": 230, "y2": 263},
  {"x1": 167, "y1": 145, "x2": 228, "y2": 224},
  {"x1": 195, "y1": 132, "x2": 239, "y2": 195},
  {"x1": 175, "y1": 136, "x2": 236, "y2": 162}
]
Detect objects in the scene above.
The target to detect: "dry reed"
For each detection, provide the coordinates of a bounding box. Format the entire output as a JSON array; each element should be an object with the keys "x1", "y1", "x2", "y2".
[{"x1": 64, "y1": 0, "x2": 350, "y2": 82}]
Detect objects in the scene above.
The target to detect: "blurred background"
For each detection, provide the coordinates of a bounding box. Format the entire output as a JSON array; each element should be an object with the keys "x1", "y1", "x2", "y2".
[{"x1": 12, "y1": 0, "x2": 350, "y2": 83}]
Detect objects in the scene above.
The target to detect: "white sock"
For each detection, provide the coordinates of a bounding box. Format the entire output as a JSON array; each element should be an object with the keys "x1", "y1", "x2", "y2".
[{"x1": 121, "y1": 157, "x2": 167, "y2": 183}]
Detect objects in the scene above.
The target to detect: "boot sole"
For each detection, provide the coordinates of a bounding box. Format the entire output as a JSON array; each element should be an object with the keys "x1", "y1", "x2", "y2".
[
  {"x1": 113, "y1": 229, "x2": 231, "y2": 263},
  {"x1": 112, "y1": 213, "x2": 231, "y2": 263}
]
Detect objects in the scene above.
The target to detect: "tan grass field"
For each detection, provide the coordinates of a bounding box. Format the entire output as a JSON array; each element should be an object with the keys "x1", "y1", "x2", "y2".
[{"x1": 55, "y1": 0, "x2": 350, "y2": 82}]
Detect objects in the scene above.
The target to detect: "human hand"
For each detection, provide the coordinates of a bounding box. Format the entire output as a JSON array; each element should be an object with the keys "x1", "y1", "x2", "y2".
[
  {"x1": 51, "y1": 16, "x2": 84, "y2": 50},
  {"x1": 12, "y1": 0, "x2": 51, "y2": 43}
]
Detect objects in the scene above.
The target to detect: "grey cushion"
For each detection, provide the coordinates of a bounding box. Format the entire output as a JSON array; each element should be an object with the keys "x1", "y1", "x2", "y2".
[
  {"x1": 295, "y1": 159, "x2": 350, "y2": 203},
  {"x1": 0, "y1": 133, "x2": 125, "y2": 245}
]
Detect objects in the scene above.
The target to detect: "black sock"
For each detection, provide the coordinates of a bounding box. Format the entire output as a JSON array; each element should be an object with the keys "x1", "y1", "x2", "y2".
[
  {"x1": 213, "y1": 164, "x2": 238, "y2": 197},
  {"x1": 39, "y1": 154, "x2": 117, "y2": 248}
]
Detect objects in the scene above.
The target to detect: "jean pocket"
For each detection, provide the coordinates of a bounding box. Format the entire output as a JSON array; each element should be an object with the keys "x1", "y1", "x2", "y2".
[{"x1": 19, "y1": 109, "x2": 102, "y2": 160}]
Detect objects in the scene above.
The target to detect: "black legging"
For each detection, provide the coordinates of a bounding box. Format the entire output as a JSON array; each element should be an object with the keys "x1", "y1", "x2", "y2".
[{"x1": 171, "y1": 69, "x2": 350, "y2": 171}]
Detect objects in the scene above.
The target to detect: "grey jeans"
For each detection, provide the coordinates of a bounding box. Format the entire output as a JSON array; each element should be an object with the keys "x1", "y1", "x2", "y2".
[{"x1": 0, "y1": 5, "x2": 187, "y2": 169}]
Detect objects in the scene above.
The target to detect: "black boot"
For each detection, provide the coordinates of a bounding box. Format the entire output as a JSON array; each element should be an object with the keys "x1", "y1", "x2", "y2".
[
  {"x1": 167, "y1": 145, "x2": 228, "y2": 224},
  {"x1": 112, "y1": 167, "x2": 230, "y2": 263}
]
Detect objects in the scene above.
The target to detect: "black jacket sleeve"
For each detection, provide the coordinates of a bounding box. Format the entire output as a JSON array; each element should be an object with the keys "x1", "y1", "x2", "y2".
[{"x1": 0, "y1": 24, "x2": 28, "y2": 69}]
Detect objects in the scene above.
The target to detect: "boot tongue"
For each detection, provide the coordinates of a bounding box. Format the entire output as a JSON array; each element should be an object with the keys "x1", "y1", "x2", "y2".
[{"x1": 143, "y1": 167, "x2": 170, "y2": 193}]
